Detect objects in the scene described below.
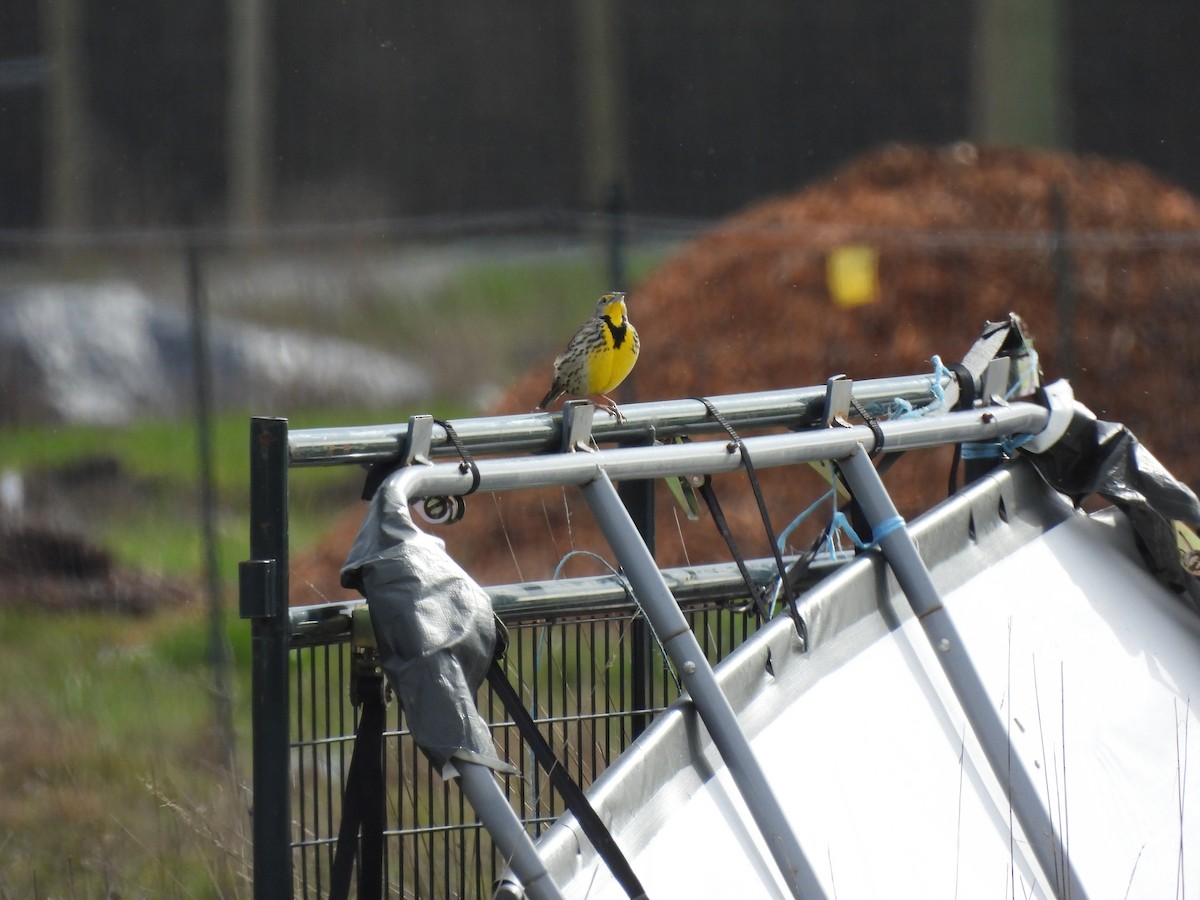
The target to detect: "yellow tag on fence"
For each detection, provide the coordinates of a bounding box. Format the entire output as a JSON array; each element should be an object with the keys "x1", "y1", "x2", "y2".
[{"x1": 826, "y1": 244, "x2": 880, "y2": 308}]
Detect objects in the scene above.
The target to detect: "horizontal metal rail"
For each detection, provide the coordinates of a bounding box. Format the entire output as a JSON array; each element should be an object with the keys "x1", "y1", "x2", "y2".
[
  {"x1": 288, "y1": 554, "x2": 839, "y2": 646},
  {"x1": 365, "y1": 402, "x2": 1048, "y2": 502},
  {"x1": 286, "y1": 372, "x2": 952, "y2": 467}
]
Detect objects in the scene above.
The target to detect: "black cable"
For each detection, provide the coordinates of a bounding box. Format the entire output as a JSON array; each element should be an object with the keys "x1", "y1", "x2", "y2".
[{"x1": 695, "y1": 476, "x2": 772, "y2": 620}]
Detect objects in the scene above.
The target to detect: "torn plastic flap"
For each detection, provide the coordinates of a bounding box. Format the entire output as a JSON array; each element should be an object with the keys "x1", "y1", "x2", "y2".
[
  {"x1": 341, "y1": 475, "x2": 517, "y2": 776},
  {"x1": 1024, "y1": 404, "x2": 1200, "y2": 613}
]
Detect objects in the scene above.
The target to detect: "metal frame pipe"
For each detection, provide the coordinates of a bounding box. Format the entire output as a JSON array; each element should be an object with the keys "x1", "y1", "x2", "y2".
[
  {"x1": 286, "y1": 372, "x2": 958, "y2": 467},
  {"x1": 371, "y1": 403, "x2": 1047, "y2": 503},
  {"x1": 271, "y1": 398, "x2": 1051, "y2": 899},
  {"x1": 287, "y1": 554, "x2": 820, "y2": 646}
]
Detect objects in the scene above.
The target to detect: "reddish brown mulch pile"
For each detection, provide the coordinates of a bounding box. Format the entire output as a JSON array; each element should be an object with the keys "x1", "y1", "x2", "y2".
[{"x1": 293, "y1": 143, "x2": 1200, "y2": 604}]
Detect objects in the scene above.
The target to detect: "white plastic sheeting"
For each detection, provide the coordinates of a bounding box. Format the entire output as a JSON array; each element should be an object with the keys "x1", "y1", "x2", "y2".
[{"x1": 0, "y1": 283, "x2": 430, "y2": 423}]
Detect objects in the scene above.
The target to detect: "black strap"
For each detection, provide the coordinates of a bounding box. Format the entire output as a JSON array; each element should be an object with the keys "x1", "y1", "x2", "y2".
[
  {"x1": 329, "y1": 681, "x2": 387, "y2": 900},
  {"x1": 696, "y1": 476, "x2": 771, "y2": 620},
  {"x1": 694, "y1": 398, "x2": 806, "y2": 643},
  {"x1": 434, "y1": 418, "x2": 481, "y2": 495},
  {"x1": 850, "y1": 398, "x2": 885, "y2": 458},
  {"x1": 486, "y1": 661, "x2": 648, "y2": 899}
]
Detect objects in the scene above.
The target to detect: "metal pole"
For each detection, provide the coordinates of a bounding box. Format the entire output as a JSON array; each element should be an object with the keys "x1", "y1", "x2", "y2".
[
  {"x1": 582, "y1": 470, "x2": 826, "y2": 900},
  {"x1": 837, "y1": 445, "x2": 1088, "y2": 900},
  {"x1": 456, "y1": 761, "x2": 565, "y2": 900},
  {"x1": 285, "y1": 373, "x2": 962, "y2": 468},
  {"x1": 241, "y1": 416, "x2": 293, "y2": 900},
  {"x1": 186, "y1": 241, "x2": 236, "y2": 768}
]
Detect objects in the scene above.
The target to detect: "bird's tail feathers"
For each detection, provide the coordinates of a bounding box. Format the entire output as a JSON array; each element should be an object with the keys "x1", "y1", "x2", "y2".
[{"x1": 537, "y1": 387, "x2": 563, "y2": 411}]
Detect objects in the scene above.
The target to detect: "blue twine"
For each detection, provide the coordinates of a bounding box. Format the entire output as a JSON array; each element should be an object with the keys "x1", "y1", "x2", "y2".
[
  {"x1": 828, "y1": 510, "x2": 868, "y2": 552},
  {"x1": 1004, "y1": 347, "x2": 1040, "y2": 400},
  {"x1": 961, "y1": 442, "x2": 1004, "y2": 460},
  {"x1": 775, "y1": 486, "x2": 837, "y2": 554},
  {"x1": 960, "y1": 431, "x2": 1034, "y2": 463},
  {"x1": 1001, "y1": 431, "x2": 1034, "y2": 455},
  {"x1": 887, "y1": 354, "x2": 951, "y2": 420},
  {"x1": 871, "y1": 515, "x2": 906, "y2": 543},
  {"x1": 928, "y1": 355, "x2": 949, "y2": 411}
]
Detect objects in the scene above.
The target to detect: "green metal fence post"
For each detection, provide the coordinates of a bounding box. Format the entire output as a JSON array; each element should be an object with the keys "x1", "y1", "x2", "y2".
[{"x1": 240, "y1": 416, "x2": 292, "y2": 900}]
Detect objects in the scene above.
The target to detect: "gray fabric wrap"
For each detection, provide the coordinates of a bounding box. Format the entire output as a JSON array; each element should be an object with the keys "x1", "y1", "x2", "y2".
[{"x1": 340, "y1": 476, "x2": 515, "y2": 775}]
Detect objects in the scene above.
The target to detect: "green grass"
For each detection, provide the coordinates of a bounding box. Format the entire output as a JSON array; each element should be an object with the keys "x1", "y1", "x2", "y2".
[{"x1": 0, "y1": 608, "x2": 254, "y2": 898}]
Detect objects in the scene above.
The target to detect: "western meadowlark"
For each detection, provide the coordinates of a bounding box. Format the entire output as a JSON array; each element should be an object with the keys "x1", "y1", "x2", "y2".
[{"x1": 536, "y1": 291, "x2": 640, "y2": 421}]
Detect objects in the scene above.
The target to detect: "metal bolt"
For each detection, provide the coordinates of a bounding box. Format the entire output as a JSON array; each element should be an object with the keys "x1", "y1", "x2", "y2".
[
  {"x1": 938, "y1": 638, "x2": 951, "y2": 652},
  {"x1": 681, "y1": 660, "x2": 697, "y2": 675}
]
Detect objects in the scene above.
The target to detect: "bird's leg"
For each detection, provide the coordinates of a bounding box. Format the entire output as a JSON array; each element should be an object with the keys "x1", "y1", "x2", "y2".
[{"x1": 592, "y1": 395, "x2": 626, "y2": 424}]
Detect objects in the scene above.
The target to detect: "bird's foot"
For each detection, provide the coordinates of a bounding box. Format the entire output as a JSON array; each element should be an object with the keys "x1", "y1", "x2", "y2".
[{"x1": 593, "y1": 396, "x2": 627, "y2": 424}]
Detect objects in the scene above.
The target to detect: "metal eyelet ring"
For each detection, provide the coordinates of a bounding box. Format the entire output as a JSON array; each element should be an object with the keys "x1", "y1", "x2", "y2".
[{"x1": 419, "y1": 495, "x2": 465, "y2": 525}]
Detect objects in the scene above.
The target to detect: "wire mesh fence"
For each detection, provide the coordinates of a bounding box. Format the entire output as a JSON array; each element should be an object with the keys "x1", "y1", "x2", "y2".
[{"x1": 286, "y1": 599, "x2": 759, "y2": 899}]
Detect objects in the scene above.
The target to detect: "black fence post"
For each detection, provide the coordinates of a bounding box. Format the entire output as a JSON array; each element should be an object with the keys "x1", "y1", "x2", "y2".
[
  {"x1": 185, "y1": 240, "x2": 236, "y2": 767},
  {"x1": 240, "y1": 416, "x2": 292, "y2": 900}
]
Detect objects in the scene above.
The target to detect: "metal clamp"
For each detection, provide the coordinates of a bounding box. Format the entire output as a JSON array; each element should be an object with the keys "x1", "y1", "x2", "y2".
[
  {"x1": 822, "y1": 375, "x2": 854, "y2": 427},
  {"x1": 561, "y1": 400, "x2": 596, "y2": 452},
  {"x1": 349, "y1": 606, "x2": 387, "y2": 707},
  {"x1": 401, "y1": 414, "x2": 435, "y2": 466}
]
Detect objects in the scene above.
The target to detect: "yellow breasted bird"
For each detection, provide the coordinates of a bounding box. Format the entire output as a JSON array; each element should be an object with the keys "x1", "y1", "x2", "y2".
[{"x1": 536, "y1": 291, "x2": 640, "y2": 421}]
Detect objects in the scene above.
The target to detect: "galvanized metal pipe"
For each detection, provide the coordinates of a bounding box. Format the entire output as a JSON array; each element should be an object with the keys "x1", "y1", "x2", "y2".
[
  {"x1": 288, "y1": 554, "x2": 821, "y2": 646},
  {"x1": 287, "y1": 372, "x2": 955, "y2": 467},
  {"x1": 373, "y1": 403, "x2": 1048, "y2": 502},
  {"x1": 837, "y1": 445, "x2": 1089, "y2": 900}
]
